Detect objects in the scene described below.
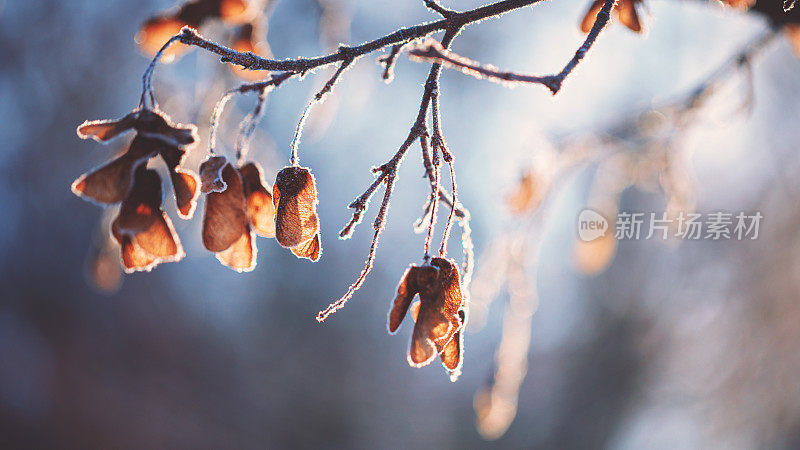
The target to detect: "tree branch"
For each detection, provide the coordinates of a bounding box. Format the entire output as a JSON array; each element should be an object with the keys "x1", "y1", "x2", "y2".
[
  {"x1": 408, "y1": 0, "x2": 617, "y2": 94},
  {"x1": 424, "y1": 0, "x2": 457, "y2": 18},
  {"x1": 177, "y1": 0, "x2": 543, "y2": 73},
  {"x1": 317, "y1": 25, "x2": 463, "y2": 322}
]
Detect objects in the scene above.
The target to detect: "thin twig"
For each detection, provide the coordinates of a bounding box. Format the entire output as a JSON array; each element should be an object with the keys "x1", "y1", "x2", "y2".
[
  {"x1": 290, "y1": 57, "x2": 354, "y2": 165},
  {"x1": 339, "y1": 169, "x2": 389, "y2": 239},
  {"x1": 439, "y1": 159, "x2": 458, "y2": 256},
  {"x1": 408, "y1": 0, "x2": 617, "y2": 94},
  {"x1": 378, "y1": 43, "x2": 407, "y2": 83},
  {"x1": 424, "y1": 147, "x2": 441, "y2": 259},
  {"x1": 408, "y1": 40, "x2": 554, "y2": 87},
  {"x1": 424, "y1": 0, "x2": 457, "y2": 18},
  {"x1": 235, "y1": 87, "x2": 269, "y2": 163},
  {"x1": 317, "y1": 26, "x2": 462, "y2": 322},
  {"x1": 236, "y1": 71, "x2": 293, "y2": 94},
  {"x1": 678, "y1": 28, "x2": 778, "y2": 115},
  {"x1": 141, "y1": 35, "x2": 181, "y2": 108},
  {"x1": 208, "y1": 90, "x2": 236, "y2": 155}
]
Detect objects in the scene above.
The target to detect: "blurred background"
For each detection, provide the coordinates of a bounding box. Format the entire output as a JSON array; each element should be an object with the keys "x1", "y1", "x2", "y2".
[{"x1": 2, "y1": 0, "x2": 800, "y2": 447}]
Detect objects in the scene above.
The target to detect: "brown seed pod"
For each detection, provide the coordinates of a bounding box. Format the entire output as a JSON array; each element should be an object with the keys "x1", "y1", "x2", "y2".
[
  {"x1": 160, "y1": 145, "x2": 200, "y2": 219},
  {"x1": 111, "y1": 167, "x2": 184, "y2": 272},
  {"x1": 239, "y1": 162, "x2": 276, "y2": 238},
  {"x1": 71, "y1": 136, "x2": 160, "y2": 205},
  {"x1": 273, "y1": 166, "x2": 322, "y2": 262},
  {"x1": 136, "y1": 15, "x2": 195, "y2": 62},
  {"x1": 388, "y1": 257, "x2": 466, "y2": 379},
  {"x1": 78, "y1": 108, "x2": 198, "y2": 148},
  {"x1": 200, "y1": 156, "x2": 248, "y2": 253}
]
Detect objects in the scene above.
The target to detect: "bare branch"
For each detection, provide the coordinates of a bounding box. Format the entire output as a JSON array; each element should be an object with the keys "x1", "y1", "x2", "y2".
[
  {"x1": 289, "y1": 57, "x2": 354, "y2": 165},
  {"x1": 175, "y1": 0, "x2": 544, "y2": 74},
  {"x1": 424, "y1": 0, "x2": 457, "y2": 18},
  {"x1": 317, "y1": 26, "x2": 463, "y2": 322},
  {"x1": 408, "y1": 40, "x2": 554, "y2": 88},
  {"x1": 439, "y1": 159, "x2": 458, "y2": 256},
  {"x1": 378, "y1": 43, "x2": 406, "y2": 83},
  {"x1": 409, "y1": 0, "x2": 618, "y2": 94}
]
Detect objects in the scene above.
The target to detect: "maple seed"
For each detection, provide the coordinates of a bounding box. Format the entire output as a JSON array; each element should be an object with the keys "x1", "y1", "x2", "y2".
[
  {"x1": 77, "y1": 108, "x2": 198, "y2": 148},
  {"x1": 273, "y1": 166, "x2": 322, "y2": 262},
  {"x1": 74, "y1": 108, "x2": 199, "y2": 220},
  {"x1": 239, "y1": 161, "x2": 276, "y2": 238},
  {"x1": 112, "y1": 167, "x2": 185, "y2": 273},
  {"x1": 71, "y1": 136, "x2": 159, "y2": 205},
  {"x1": 388, "y1": 257, "x2": 466, "y2": 380},
  {"x1": 200, "y1": 157, "x2": 248, "y2": 253}
]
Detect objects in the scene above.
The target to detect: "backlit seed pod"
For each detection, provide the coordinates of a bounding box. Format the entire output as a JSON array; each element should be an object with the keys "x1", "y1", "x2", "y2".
[
  {"x1": 77, "y1": 108, "x2": 198, "y2": 148},
  {"x1": 200, "y1": 156, "x2": 248, "y2": 253},
  {"x1": 786, "y1": 25, "x2": 800, "y2": 59},
  {"x1": 74, "y1": 109, "x2": 198, "y2": 213},
  {"x1": 215, "y1": 226, "x2": 257, "y2": 272},
  {"x1": 87, "y1": 240, "x2": 123, "y2": 293},
  {"x1": 85, "y1": 210, "x2": 123, "y2": 294},
  {"x1": 199, "y1": 155, "x2": 229, "y2": 194},
  {"x1": 290, "y1": 233, "x2": 321, "y2": 261},
  {"x1": 507, "y1": 170, "x2": 544, "y2": 216},
  {"x1": 273, "y1": 166, "x2": 322, "y2": 262},
  {"x1": 388, "y1": 257, "x2": 466, "y2": 380},
  {"x1": 111, "y1": 167, "x2": 184, "y2": 272},
  {"x1": 160, "y1": 145, "x2": 200, "y2": 219},
  {"x1": 719, "y1": 0, "x2": 756, "y2": 9},
  {"x1": 219, "y1": 0, "x2": 256, "y2": 24},
  {"x1": 71, "y1": 136, "x2": 160, "y2": 205},
  {"x1": 199, "y1": 156, "x2": 257, "y2": 272},
  {"x1": 238, "y1": 162, "x2": 275, "y2": 238},
  {"x1": 135, "y1": 15, "x2": 195, "y2": 62},
  {"x1": 580, "y1": 0, "x2": 643, "y2": 34}
]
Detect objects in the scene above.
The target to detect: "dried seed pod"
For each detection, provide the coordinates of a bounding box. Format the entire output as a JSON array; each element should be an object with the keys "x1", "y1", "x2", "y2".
[
  {"x1": 111, "y1": 167, "x2": 184, "y2": 272},
  {"x1": 239, "y1": 161, "x2": 275, "y2": 238},
  {"x1": 219, "y1": 0, "x2": 256, "y2": 25},
  {"x1": 160, "y1": 145, "x2": 200, "y2": 219},
  {"x1": 77, "y1": 108, "x2": 198, "y2": 148},
  {"x1": 719, "y1": 0, "x2": 756, "y2": 9},
  {"x1": 71, "y1": 136, "x2": 160, "y2": 205},
  {"x1": 290, "y1": 233, "x2": 321, "y2": 261},
  {"x1": 786, "y1": 24, "x2": 800, "y2": 59},
  {"x1": 200, "y1": 156, "x2": 248, "y2": 253},
  {"x1": 273, "y1": 166, "x2": 322, "y2": 261},
  {"x1": 216, "y1": 226, "x2": 257, "y2": 272},
  {"x1": 507, "y1": 170, "x2": 544, "y2": 215},
  {"x1": 388, "y1": 257, "x2": 466, "y2": 379},
  {"x1": 573, "y1": 232, "x2": 617, "y2": 276},
  {"x1": 74, "y1": 109, "x2": 198, "y2": 212},
  {"x1": 199, "y1": 155, "x2": 229, "y2": 194},
  {"x1": 136, "y1": 15, "x2": 195, "y2": 62},
  {"x1": 85, "y1": 209, "x2": 123, "y2": 294}
]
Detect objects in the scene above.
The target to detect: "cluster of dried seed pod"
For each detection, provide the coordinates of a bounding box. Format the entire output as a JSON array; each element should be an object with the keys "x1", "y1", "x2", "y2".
[
  {"x1": 74, "y1": 108, "x2": 200, "y2": 272},
  {"x1": 388, "y1": 257, "x2": 467, "y2": 381},
  {"x1": 73, "y1": 106, "x2": 322, "y2": 273}
]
